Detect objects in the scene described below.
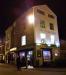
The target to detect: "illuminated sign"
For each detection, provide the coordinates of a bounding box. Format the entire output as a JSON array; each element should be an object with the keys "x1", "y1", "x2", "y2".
[{"x1": 10, "y1": 47, "x2": 17, "y2": 51}]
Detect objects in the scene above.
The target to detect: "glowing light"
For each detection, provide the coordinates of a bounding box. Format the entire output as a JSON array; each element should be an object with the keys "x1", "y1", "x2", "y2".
[
  {"x1": 10, "y1": 47, "x2": 17, "y2": 51},
  {"x1": 55, "y1": 42, "x2": 60, "y2": 47},
  {"x1": 55, "y1": 53, "x2": 58, "y2": 56},
  {"x1": 36, "y1": 43, "x2": 41, "y2": 45},
  {"x1": 41, "y1": 39, "x2": 45, "y2": 43},
  {"x1": 40, "y1": 33, "x2": 46, "y2": 39},
  {"x1": 28, "y1": 51, "x2": 33, "y2": 55},
  {"x1": 27, "y1": 14, "x2": 34, "y2": 24},
  {"x1": 21, "y1": 36, "x2": 26, "y2": 46},
  {"x1": 20, "y1": 52, "x2": 25, "y2": 57},
  {"x1": 43, "y1": 51, "x2": 51, "y2": 56}
]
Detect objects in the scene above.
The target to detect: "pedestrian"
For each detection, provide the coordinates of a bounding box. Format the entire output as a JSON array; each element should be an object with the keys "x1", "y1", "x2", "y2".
[{"x1": 16, "y1": 54, "x2": 21, "y2": 71}]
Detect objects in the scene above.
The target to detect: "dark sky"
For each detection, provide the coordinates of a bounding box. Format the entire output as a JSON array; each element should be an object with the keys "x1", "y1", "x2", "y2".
[{"x1": 0, "y1": 0, "x2": 66, "y2": 40}]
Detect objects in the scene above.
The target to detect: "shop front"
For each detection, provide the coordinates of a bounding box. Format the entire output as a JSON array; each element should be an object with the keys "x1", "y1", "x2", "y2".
[
  {"x1": 5, "y1": 47, "x2": 17, "y2": 64},
  {"x1": 42, "y1": 48, "x2": 52, "y2": 62},
  {"x1": 19, "y1": 49, "x2": 34, "y2": 68},
  {"x1": 36, "y1": 48, "x2": 52, "y2": 67}
]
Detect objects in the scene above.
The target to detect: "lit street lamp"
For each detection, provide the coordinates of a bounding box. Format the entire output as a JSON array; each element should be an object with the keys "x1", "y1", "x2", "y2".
[{"x1": 27, "y1": 14, "x2": 35, "y2": 24}]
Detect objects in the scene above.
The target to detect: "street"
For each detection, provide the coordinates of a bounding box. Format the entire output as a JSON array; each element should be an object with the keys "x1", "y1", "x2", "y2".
[{"x1": 0, "y1": 63, "x2": 66, "y2": 75}]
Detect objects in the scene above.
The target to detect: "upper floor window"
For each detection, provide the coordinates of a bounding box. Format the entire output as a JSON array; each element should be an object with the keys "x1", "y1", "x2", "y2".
[
  {"x1": 37, "y1": 9, "x2": 45, "y2": 15},
  {"x1": 49, "y1": 23, "x2": 54, "y2": 30},
  {"x1": 21, "y1": 35, "x2": 26, "y2": 46},
  {"x1": 40, "y1": 20, "x2": 45, "y2": 28},
  {"x1": 48, "y1": 14, "x2": 54, "y2": 19}
]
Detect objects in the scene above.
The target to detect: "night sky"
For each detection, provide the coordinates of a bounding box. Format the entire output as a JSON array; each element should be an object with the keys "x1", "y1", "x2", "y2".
[{"x1": 0, "y1": 0, "x2": 66, "y2": 40}]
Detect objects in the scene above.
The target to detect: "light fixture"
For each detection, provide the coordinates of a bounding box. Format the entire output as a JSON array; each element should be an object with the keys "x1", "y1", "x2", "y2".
[
  {"x1": 27, "y1": 14, "x2": 34, "y2": 24},
  {"x1": 55, "y1": 53, "x2": 58, "y2": 56},
  {"x1": 55, "y1": 42, "x2": 60, "y2": 47},
  {"x1": 21, "y1": 35, "x2": 26, "y2": 46},
  {"x1": 10, "y1": 47, "x2": 17, "y2": 51}
]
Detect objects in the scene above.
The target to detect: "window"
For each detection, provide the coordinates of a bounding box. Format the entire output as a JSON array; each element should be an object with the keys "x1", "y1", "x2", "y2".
[
  {"x1": 48, "y1": 14, "x2": 54, "y2": 19},
  {"x1": 40, "y1": 33, "x2": 46, "y2": 39},
  {"x1": 49, "y1": 23, "x2": 54, "y2": 30},
  {"x1": 43, "y1": 50, "x2": 51, "y2": 61},
  {"x1": 21, "y1": 35, "x2": 26, "y2": 46},
  {"x1": 40, "y1": 33, "x2": 46, "y2": 43},
  {"x1": 37, "y1": 9, "x2": 45, "y2": 15},
  {"x1": 51, "y1": 35, "x2": 55, "y2": 44},
  {"x1": 20, "y1": 52, "x2": 25, "y2": 57},
  {"x1": 40, "y1": 20, "x2": 45, "y2": 28}
]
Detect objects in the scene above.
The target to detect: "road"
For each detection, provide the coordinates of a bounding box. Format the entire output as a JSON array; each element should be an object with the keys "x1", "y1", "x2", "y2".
[{"x1": 0, "y1": 63, "x2": 66, "y2": 75}]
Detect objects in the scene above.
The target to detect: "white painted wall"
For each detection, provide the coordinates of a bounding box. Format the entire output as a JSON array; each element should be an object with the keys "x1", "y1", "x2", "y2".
[{"x1": 33, "y1": 5, "x2": 60, "y2": 47}]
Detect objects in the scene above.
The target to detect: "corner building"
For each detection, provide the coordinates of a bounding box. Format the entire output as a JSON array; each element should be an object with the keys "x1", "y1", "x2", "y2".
[{"x1": 5, "y1": 5, "x2": 60, "y2": 67}]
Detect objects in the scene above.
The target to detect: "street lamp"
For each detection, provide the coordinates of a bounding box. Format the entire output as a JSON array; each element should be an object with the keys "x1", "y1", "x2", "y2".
[{"x1": 27, "y1": 14, "x2": 35, "y2": 24}]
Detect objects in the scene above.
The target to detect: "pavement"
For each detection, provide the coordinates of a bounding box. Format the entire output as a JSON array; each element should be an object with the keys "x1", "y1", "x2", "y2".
[{"x1": 0, "y1": 63, "x2": 66, "y2": 75}]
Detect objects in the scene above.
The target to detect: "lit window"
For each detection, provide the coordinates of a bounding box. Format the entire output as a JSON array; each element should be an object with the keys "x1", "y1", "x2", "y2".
[
  {"x1": 49, "y1": 23, "x2": 54, "y2": 30},
  {"x1": 43, "y1": 50, "x2": 51, "y2": 61},
  {"x1": 51, "y1": 35, "x2": 55, "y2": 44},
  {"x1": 40, "y1": 33, "x2": 46, "y2": 43},
  {"x1": 40, "y1": 33, "x2": 46, "y2": 39},
  {"x1": 21, "y1": 35, "x2": 26, "y2": 46},
  {"x1": 20, "y1": 52, "x2": 25, "y2": 57},
  {"x1": 28, "y1": 51, "x2": 33, "y2": 55},
  {"x1": 41, "y1": 39, "x2": 45, "y2": 43},
  {"x1": 40, "y1": 20, "x2": 45, "y2": 28}
]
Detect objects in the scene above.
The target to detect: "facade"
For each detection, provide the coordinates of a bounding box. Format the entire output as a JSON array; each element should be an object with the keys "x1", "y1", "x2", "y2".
[{"x1": 5, "y1": 5, "x2": 60, "y2": 66}]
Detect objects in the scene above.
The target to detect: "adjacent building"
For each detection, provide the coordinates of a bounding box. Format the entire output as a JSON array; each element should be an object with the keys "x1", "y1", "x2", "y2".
[
  {"x1": 0, "y1": 38, "x2": 5, "y2": 62},
  {"x1": 60, "y1": 40, "x2": 66, "y2": 59},
  {"x1": 5, "y1": 5, "x2": 60, "y2": 66}
]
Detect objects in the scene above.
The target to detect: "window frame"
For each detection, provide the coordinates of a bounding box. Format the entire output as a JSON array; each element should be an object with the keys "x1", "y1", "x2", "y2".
[
  {"x1": 40, "y1": 20, "x2": 45, "y2": 28},
  {"x1": 49, "y1": 23, "x2": 54, "y2": 30},
  {"x1": 21, "y1": 35, "x2": 26, "y2": 46}
]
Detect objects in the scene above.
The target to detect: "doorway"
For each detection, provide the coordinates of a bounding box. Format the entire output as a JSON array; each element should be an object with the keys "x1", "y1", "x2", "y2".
[
  {"x1": 20, "y1": 52, "x2": 26, "y2": 67},
  {"x1": 27, "y1": 51, "x2": 33, "y2": 66},
  {"x1": 42, "y1": 48, "x2": 52, "y2": 62},
  {"x1": 19, "y1": 50, "x2": 34, "y2": 68}
]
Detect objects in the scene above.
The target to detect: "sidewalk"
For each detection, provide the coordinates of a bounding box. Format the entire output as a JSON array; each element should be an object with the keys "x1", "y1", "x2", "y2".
[{"x1": 0, "y1": 63, "x2": 66, "y2": 72}]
